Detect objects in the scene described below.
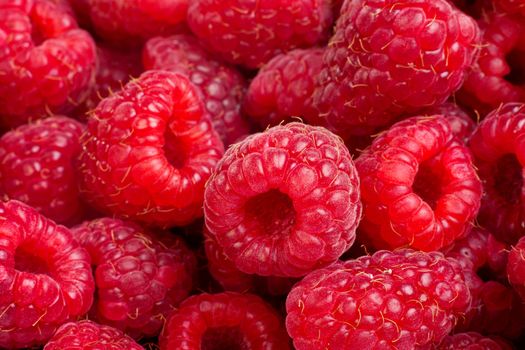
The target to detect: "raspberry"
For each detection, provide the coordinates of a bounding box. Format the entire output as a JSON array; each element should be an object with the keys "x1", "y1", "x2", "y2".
[
  {"x1": 286, "y1": 249, "x2": 471, "y2": 349},
  {"x1": 204, "y1": 122, "x2": 362, "y2": 277},
  {"x1": 355, "y1": 116, "x2": 482, "y2": 251},
  {"x1": 243, "y1": 48, "x2": 325, "y2": 128},
  {"x1": 506, "y1": 235, "x2": 525, "y2": 300},
  {"x1": 77, "y1": 70, "x2": 224, "y2": 227},
  {"x1": 0, "y1": 116, "x2": 86, "y2": 225},
  {"x1": 0, "y1": 200, "x2": 94, "y2": 349},
  {"x1": 497, "y1": 0, "x2": 525, "y2": 17},
  {"x1": 313, "y1": 0, "x2": 481, "y2": 138},
  {"x1": 160, "y1": 292, "x2": 290, "y2": 350},
  {"x1": 468, "y1": 102, "x2": 525, "y2": 244},
  {"x1": 422, "y1": 102, "x2": 477, "y2": 142},
  {"x1": 143, "y1": 35, "x2": 250, "y2": 146},
  {"x1": 437, "y1": 332, "x2": 505, "y2": 350},
  {"x1": 187, "y1": 0, "x2": 333, "y2": 69},
  {"x1": 43, "y1": 320, "x2": 143, "y2": 350},
  {"x1": 0, "y1": 0, "x2": 96, "y2": 127}
]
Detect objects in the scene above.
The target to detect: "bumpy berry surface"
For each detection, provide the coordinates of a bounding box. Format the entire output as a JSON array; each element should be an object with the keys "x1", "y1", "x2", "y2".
[
  {"x1": 43, "y1": 320, "x2": 143, "y2": 350},
  {"x1": 0, "y1": 200, "x2": 94, "y2": 349},
  {"x1": 497, "y1": 0, "x2": 525, "y2": 17},
  {"x1": 187, "y1": 0, "x2": 333, "y2": 68},
  {"x1": 507, "y1": 235, "x2": 525, "y2": 300},
  {"x1": 77, "y1": 70, "x2": 224, "y2": 227},
  {"x1": 356, "y1": 116, "x2": 482, "y2": 251},
  {"x1": 243, "y1": 48, "x2": 325, "y2": 128},
  {"x1": 286, "y1": 249, "x2": 471, "y2": 349},
  {"x1": 0, "y1": 0, "x2": 96, "y2": 127},
  {"x1": 314, "y1": 0, "x2": 481, "y2": 138},
  {"x1": 72, "y1": 217, "x2": 196, "y2": 338},
  {"x1": 422, "y1": 102, "x2": 476, "y2": 142},
  {"x1": 160, "y1": 292, "x2": 290, "y2": 350},
  {"x1": 437, "y1": 332, "x2": 505, "y2": 350},
  {"x1": 204, "y1": 122, "x2": 361, "y2": 277},
  {"x1": 143, "y1": 34, "x2": 250, "y2": 146}
]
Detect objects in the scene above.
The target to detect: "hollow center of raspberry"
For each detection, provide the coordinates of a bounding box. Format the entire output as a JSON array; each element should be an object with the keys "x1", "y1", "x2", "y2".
[
  {"x1": 15, "y1": 245, "x2": 52, "y2": 276},
  {"x1": 201, "y1": 326, "x2": 248, "y2": 350},
  {"x1": 412, "y1": 160, "x2": 443, "y2": 209},
  {"x1": 493, "y1": 153, "x2": 523, "y2": 204},
  {"x1": 163, "y1": 128, "x2": 187, "y2": 168},
  {"x1": 244, "y1": 189, "x2": 295, "y2": 237},
  {"x1": 505, "y1": 49, "x2": 525, "y2": 85}
]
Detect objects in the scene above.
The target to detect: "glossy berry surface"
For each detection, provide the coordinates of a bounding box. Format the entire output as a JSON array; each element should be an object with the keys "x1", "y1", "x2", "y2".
[{"x1": 437, "y1": 332, "x2": 505, "y2": 350}]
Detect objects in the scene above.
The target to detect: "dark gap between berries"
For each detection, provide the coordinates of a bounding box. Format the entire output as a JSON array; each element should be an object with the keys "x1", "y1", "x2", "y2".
[
  {"x1": 493, "y1": 153, "x2": 523, "y2": 205},
  {"x1": 201, "y1": 326, "x2": 249, "y2": 350}
]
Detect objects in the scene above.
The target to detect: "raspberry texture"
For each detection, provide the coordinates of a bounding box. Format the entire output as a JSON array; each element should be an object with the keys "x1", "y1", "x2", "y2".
[
  {"x1": 243, "y1": 48, "x2": 325, "y2": 128},
  {"x1": 313, "y1": 0, "x2": 481, "y2": 138},
  {"x1": 160, "y1": 292, "x2": 290, "y2": 350},
  {"x1": 143, "y1": 34, "x2": 250, "y2": 146},
  {"x1": 72, "y1": 217, "x2": 196, "y2": 338},
  {"x1": 0, "y1": 116, "x2": 86, "y2": 225},
  {"x1": 355, "y1": 116, "x2": 482, "y2": 251},
  {"x1": 496, "y1": 0, "x2": 525, "y2": 18},
  {"x1": 437, "y1": 332, "x2": 505, "y2": 350},
  {"x1": 204, "y1": 122, "x2": 362, "y2": 277},
  {"x1": 187, "y1": 0, "x2": 333, "y2": 69},
  {"x1": 0, "y1": 200, "x2": 94, "y2": 349},
  {"x1": 286, "y1": 249, "x2": 472, "y2": 349},
  {"x1": 77, "y1": 70, "x2": 224, "y2": 227},
  {"x1": 0, "y1": 0, "x2": 96, "y2": 127},
  {"x1": 506, "y1": 235, "x2": 525, "y2": 301},
  {"x1": 43, "y1": 320, "x2": 143, "y2": 350},
  {"x1": 421, "y1": 102, "x2": 476, "y2": 142}
]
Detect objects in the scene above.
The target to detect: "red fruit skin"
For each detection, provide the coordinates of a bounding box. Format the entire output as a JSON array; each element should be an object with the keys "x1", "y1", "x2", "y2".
[
  {"x1": 437, "y1": 332, "x2": 506, "y2": 350},
  {"x1": 160, "y1": 292, "x2": 290, "y2": 350},
  {"x1": 355, "y1": 116, "x2": 482, "y2": 251},
  {"x1": 204, "y1": 122, "x2": 362, "y2": 277},
  {"x1": 496, "y1": 0, "x2": 525, "y2": 17},
  {"x1": 313, "y1": 0, "x2": 481, "y2": 138},
  {"x1": 0, "y1": 200, "x2": 95, "y2": 349},
  {"x1": 77, "y1": 70, "x2": 224, "y2": 227},
  {"x1": 72, "y1": 218, "x2": 196, "y2": 338},
  {"x1": 286, "y1": 250, "x2": 471, "y2": 350},
  {"x1": 0, "y1": 0, "x2": 96, "y2": 127},
  {"x1": 43, "y1": 320, "x2": 143, "y2": 350},
  {"x1": 187, "y1": 0, "x2": 333, "y2": 69},
  {"x1": 421, "y1": 102, "x2": 477, "y2": 142},
  {"x1": 507, "y1": 235, "x2": 525, "y2": 300},
  {"x1": 143, "y1": 34, "x2": 250, "y2": 146}
]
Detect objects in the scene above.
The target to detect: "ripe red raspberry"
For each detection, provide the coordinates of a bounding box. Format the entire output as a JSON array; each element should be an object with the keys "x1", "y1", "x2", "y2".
[
  {"x1": 204, "y1": 122, "x2": 362, "y2": 277},
  {"x1": 0, "y1": 116, "x2": 86, "y2": 225},
  {"x1": 437, "y1": 332, "x2": 506, "y2": 350},
  {"x1": 43, "y1": 320, "x2": 143, "y2": 350},
  {"x1": 506, "y1": 235, "x2": 525, "y2": 300},
  {"x1": 160, "y1": 292, "x2": 290, "y2": 350},
  {"x1": 286, "y1": 249, "x2": 471, "y2": 349},
  {"x1": 468, "y1": 102, "x2": 525, "y2": 244},
  {"x1": 72, "y1": 217, "x2": 196, "y2": 338},
  {"x1": 422, "y1": 102, "x2": 477, "y2": 142},
  {"x1": 143, "y1": 35, "x2": 250, "y2": 146},
  {"x1": 0, "y1": 200, "x2": 94, "y2": 349},
  {"x1": 187, "y1": 0, "x2": 333, "y2": 69},
  {"x1": 496, "y1": 0, "x2": 525, "y2": 17},
  {"x1": 355, "y1": 116, "x2": 482, "y2": 251},
  {"x1": 313, "y1": 0, "x2": 481, "y2": 138},
  {"x1": 77, "y1": 70, "x2": 224, "y2": 227},
  {"x1": 0, "y1": 0, "x2": 96, "y2": 127},
  {"x1": 243, "y1": 48, "x2": 325, "y2": 128}
]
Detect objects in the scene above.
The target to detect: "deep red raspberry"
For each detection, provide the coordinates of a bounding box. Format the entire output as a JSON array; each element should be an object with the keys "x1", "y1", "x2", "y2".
[
  {"x1": 496, "y1": 0, "x2": 525, "y2": 17},
  {"x1": 0, "y1": 0, "x2": 96, "y2": 127},
  {"x1": 243, "y1": 48, "x2": 325, "y2": 128},
  {"x1": 143, "y1": 34, "x2": 250, "y2": 146},
  {"x1": 506, "y1": 235, "x2": 525, "y2": 300},
  {"x1": 77, "y1": 70, "x2": 224, "y2": 227},
  {"x1": 187, "y1": 0, "x2": 333, "y2": 69},
  {"x1": 160, "y1": 292, "x2": 290, "y2": 350},
  {"x1": 437, "y1": 332, "x2": 506, "y2": 350},
  {"x1": 0, "y1": 116, "x2": 86, "y2": 225},
  {"x1": 355, "y1": 116, "x2": 482, "y2": 251},
  {"x1": 0, "y1": 200, "x2": 94, "y2": 349},
  {"x1": 43, "y1": 320, "x2": 143, "y2": 350},
  {"x1": 313, "y1": 0, "x2": 481, "y2": 138},
  {"x1": 468, "y1": 102, "x2": 525, "y2": 244},
  {"x1": 422, "y1": 102, "x2": 477, "y2": 142},
  {"x1": 204, "y1": 122, "x2": 362, "y2": 277},
  {"x1": 286, "y1": 249, "x2": 471, "y2": 349},
  {"x1": 72, "y1": 217, "x2": 196, "y2": 338}
]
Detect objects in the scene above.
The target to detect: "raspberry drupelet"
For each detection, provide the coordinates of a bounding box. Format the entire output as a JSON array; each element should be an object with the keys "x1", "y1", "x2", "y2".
[
  {"x1": 204, "y1": 122, "x2": 362, "y2": 277},
  {"x1": 421, "y1": 102, "x2": 477, "y2": 142},
  {"x1": 77, "y1": 70, "x2": 224, "y2": 227},
  {"x1": 0, "y1": 200, "x2": 94, "y2": 349},
  {"x1": 437, "y1": 332, "x2": 508, "y2": 350},
  {"x1": 160, "y1": 292, "x2": 290, "y2": 350},
  {"x1": 286, "y1": 249, "x2": 472, "y2": 349},
  {"x1": 356, "y1": 115, "x2": 482, "y2": 251},
  {"x1": 507, "y1": 235, "x2": 525, "y2": 301}
]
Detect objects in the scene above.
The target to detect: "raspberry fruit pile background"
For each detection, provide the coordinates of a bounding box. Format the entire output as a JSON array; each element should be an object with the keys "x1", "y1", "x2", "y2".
[{"x1": 3, "y1": 0, "x2": 525, "y2": 349}]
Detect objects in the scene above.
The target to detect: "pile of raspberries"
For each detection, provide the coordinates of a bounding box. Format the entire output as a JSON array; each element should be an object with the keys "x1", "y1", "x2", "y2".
[{"x1": 3, "y1": 0, "x2": 525, "y2": 349}]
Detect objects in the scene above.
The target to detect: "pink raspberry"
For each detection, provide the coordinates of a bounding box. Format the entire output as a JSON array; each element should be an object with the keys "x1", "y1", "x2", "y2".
[
  {"x1": 187, "y1": 0, "x2": 333, "y2": 68},
  {"x1": 0, "y1": 200, "x2": 94, "y2": 349},
  {"x1": 437, "y1": 332, "x2": 508, "y2": 350},
  {"x1": 286, "y1": 249, "x2": 472, "y2": 349},
  {"x1": 355, "y1": 116, "x2": 482, "y2": 251},
  {"x1": 204, "y1": 122, "x2": 362, "y2": 277},
  {"x1": 77, "y1": 70, "x2": 224, "y2": 227},
  {"x1": 422, "y1": 102, "x2": 477, "y2": 142},
  {"x1": 313, "y1": 0, "x2": 481, "y2": 138}
]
